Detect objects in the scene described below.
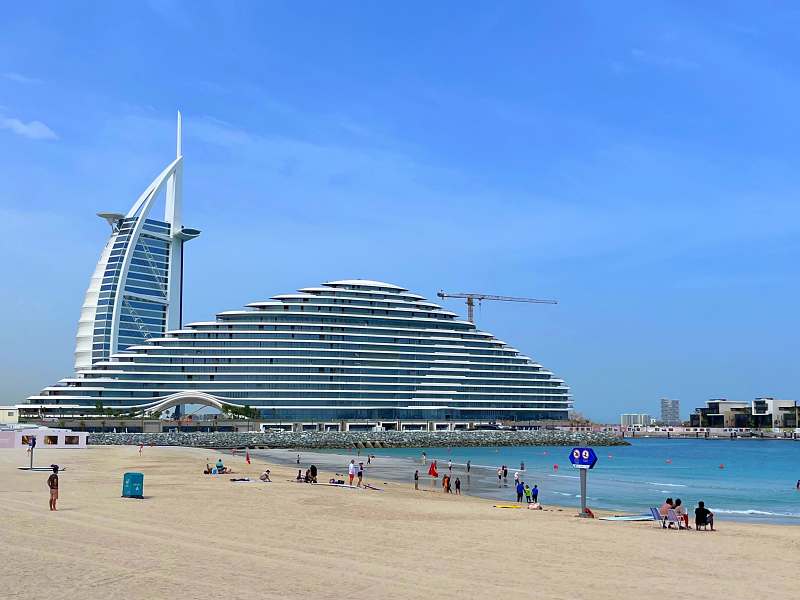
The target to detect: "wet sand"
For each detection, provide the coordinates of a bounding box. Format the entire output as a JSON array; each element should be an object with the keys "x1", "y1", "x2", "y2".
[{"x1": 2, "y1": 445, "x2": 797, "y2": 600}]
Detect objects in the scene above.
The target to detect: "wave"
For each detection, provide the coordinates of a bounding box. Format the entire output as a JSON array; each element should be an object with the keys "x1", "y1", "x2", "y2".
[
  {"x1": 646, "y1": 482, "x2": 687, "y2": 487},
  {"x1": 712, "y1": 508, "x2": 800, "y2": 518},
  {"x1": 547, "y1": 474, "x2": 579, "y2": 479}
]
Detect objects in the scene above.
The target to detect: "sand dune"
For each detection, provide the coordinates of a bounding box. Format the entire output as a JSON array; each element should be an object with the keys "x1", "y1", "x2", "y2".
[{"x1": 1, "y1": 446, "x2": 796, "y2": 600}]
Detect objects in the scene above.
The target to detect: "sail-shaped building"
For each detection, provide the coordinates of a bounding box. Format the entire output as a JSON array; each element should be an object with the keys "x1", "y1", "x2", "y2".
[
  {"x1": 24, "y1": 116, "x2": 572, "y2": 427},
  {"x1": 74, "y1": 113, "x2": 199, "y2": 370}
]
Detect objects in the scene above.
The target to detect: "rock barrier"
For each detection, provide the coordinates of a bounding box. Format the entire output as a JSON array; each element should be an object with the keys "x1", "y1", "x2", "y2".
[{"x1": 88, "y1": 430, "x2": 628, "y2": 449}]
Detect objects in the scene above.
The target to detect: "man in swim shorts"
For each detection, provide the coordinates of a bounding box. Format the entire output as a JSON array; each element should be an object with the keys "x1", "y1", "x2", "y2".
[{"x1": 348, "y1": 459, "x2": 356, "y2": 485}]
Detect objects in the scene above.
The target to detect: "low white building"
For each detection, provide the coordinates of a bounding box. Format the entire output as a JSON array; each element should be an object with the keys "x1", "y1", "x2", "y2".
[
  {"x1": 0, "y1": 406, "x2": 19, "y2": 424},
  {"x1": 0, "y1": 426, "x2": 88, "y2": 449}
]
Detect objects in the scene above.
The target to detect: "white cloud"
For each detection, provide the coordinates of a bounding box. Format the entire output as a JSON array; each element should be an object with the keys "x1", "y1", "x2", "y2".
[
  {"x1": 0, "y1": 116, "x2": 58, "y2": 140},
  {"x1": 2, "y1": 72, "x2": 43, "y2": 84}
]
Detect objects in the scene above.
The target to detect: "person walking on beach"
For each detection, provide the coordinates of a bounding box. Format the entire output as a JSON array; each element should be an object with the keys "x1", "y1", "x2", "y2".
[
  {"x1": 531, "y1": 484, "x2": 539, "y2": 504},
  {"x1": 497, "y1": 468, "x2": 503, "y2": 487},
  {"x1": 138, "y1": 443, "x2": 143, "y2": 456},
  {"x1": 47, "y1": 465, "x2": 59, "y2": 511},
  {"x1": 516, "y1": 480, "x2": 525, "y2": 503},
  {"x1": 524, "y1": 483, "x2": 532, "y2": 504},
  {"x1": 348, "y1": 459, "x2": 356, "y2": 486},
  {"x1": 357, "y1": 462, "x2": 364, "y2": 487},
  {"x1": 454, "y1": 477, "x2": 461, "y2": 495},
  {"x1": 514, "y1": 471, "x2": 520, "y2": 486},
  {"x1": 414, "y1": 470, "x2": 419, "y2": 490}
]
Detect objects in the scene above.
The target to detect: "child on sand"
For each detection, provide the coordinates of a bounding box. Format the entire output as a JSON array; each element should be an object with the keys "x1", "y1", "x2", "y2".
[{"x1": 47, "y1": 465, "x2": 59, "y2": 511}]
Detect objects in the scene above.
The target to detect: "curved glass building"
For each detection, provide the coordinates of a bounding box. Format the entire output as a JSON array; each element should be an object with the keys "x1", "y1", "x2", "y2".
[
  {"x1": 29, "y1": 279, "x2": 571, "y2": 424},
  {"x1": 74, "y1": 112, "x2": 199, "y2": 370}
]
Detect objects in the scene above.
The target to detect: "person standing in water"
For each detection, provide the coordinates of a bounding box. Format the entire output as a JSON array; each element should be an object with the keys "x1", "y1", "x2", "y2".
[
  {"x1": 466, "y1": 460, "x2": 471, "y2": 473},
  {"x1": 502, "y1": 465, "x2": 508, "y2": 486},
  {"x1": 531, "y1": 484, "x2": 539, "y2": 503},
  {"x1": 454, "y1": 477, "x2": 461, "y2": 495},
  {"x1": 296, "y1": 454, "x2": 300, "y2": 465},
  {"x1": 421, "y1": 451, "x2": 427, "y2": 465},
  {"x1": 448, "y1": 459, "x2": 452, "y2": 473},
  {"x1": 47, "y1": 465, "x2": 59, "y2": 511},
  {"x1": 497, "y1": 468, "x2": 503, "y2": 487}
]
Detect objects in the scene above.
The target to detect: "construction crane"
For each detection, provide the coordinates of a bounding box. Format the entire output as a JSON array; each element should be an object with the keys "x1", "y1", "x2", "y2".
[{"x1": 436, "y1": 291, "x2": 557, "y2": 324}]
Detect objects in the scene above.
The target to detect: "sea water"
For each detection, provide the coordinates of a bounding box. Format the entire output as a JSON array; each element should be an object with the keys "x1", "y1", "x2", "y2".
[{"x1": 364, "y1": 438, "x2": 800, "y2": 524}]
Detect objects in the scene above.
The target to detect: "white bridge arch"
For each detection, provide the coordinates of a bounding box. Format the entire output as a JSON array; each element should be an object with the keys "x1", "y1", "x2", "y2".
[{"x1": 137, "y1": 391, "x2": 243, "y2": 416}]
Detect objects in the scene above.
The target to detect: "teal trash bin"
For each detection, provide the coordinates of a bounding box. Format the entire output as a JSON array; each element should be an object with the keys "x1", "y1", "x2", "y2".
[{"x1": 122, "y1": 472, "x2": 144, "y2": 498}]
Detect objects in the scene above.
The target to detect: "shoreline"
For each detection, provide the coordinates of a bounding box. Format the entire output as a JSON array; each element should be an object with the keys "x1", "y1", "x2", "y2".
[{"x1": 251, "y1": 446, "x2": 800, "y2": 526}]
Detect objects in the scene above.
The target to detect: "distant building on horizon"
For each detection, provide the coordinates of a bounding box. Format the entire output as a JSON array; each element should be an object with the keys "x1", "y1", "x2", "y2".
[
  {"x1": 621, "y1": 413, "x2": 650, "y2": 428},
  {"x1": 690, "y1": 397, "x2": 797, "y2": 428},
  {"x1": 660, "y1": 398, "x2": 681, "y2": 425}
]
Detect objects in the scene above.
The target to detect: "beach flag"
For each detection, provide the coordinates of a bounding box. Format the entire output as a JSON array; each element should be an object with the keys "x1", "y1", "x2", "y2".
[
  {"x1": 428, "y1": 461, "x2": 438, "y2": 478},
  {"x1": 245, "y1": 449, "x2": 251, "y2": 465}
]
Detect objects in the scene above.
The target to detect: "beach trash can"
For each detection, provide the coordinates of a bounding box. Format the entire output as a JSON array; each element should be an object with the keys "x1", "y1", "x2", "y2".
[{"x1": 122, "y1": 472, "x2": 144, "y2": 498}]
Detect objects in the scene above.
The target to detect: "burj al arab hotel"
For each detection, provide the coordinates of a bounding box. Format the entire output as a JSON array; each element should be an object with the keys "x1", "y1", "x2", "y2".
[{"x1": 25, "y1": 115, "x2": 572, "y2": 428}]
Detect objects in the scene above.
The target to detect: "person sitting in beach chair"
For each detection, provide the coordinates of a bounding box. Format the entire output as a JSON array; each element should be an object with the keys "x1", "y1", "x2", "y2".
[
  {"x1": 658, "y1": 498, "x2": 674, "y2": 528},
  {"x1": 673, "y1": 498, "x2": 690, "y2": 529},
  {"x1": 695, "y1": 501, "x2": 715, "y2": 531}
]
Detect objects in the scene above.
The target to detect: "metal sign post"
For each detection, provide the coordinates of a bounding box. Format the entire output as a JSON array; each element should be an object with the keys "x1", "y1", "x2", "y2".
[
  {"x1": 29, "y1": 436, "x2": 36, "y2": 470},
  {"x1": 568, "y1": 447, "x2": 598, "y2": 517}
]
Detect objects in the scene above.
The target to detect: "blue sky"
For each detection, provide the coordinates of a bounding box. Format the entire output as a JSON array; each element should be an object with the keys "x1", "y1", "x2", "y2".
[{"x1": 1, "y1": 1, "x2": 798, "y2": 421}]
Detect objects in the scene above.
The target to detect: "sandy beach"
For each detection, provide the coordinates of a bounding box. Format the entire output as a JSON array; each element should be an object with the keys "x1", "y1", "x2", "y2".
[{"x1": 2, "y1": 446, "x2": 797, "y2": 600}]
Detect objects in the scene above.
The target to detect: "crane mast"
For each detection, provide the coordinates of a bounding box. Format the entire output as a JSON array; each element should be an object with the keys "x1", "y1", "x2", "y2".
[{"x1": 436, "y1": 291, "x2": 557, "y2": 323}]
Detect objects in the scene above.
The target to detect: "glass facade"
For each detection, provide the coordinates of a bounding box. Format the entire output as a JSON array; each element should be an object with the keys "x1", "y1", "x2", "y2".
[
  {"x1": 33, "y1": 280, "x2": 572, "y2": 422},
  {"x1": 92, "y1": 218, "x2": 171, "y2": 360}
]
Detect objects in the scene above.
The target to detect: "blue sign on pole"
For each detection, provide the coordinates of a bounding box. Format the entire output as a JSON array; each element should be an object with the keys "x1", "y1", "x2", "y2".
[{"x1": 568, "y1": 447, "x2": 598, "y2": 469}]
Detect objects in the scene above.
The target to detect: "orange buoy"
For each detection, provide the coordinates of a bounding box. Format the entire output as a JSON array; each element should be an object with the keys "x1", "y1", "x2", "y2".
[{"x1": 719, "y1": 463, "x2": 725, "y2": 469}]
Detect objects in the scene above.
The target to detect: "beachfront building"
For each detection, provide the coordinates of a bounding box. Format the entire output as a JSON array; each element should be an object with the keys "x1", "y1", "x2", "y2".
[
  {"x1": 750, "y1": 398, "x2": 797, "y2": 428},
  {"x1": 74, "y1": 113, "x2": 199, "y2": 371},
  {"x1": 620, "y1": 413, "x2": 650, "y2": 428},
  {"x1": 21, "y1": 116, "x2": 572, "y2": 429},
  {"x1": 690, "y1": 398, "x2": 798, "y2": 428},
  {"x1": 25, "y1": 280, "x2": 572, "y2": 427},
  {"x1": 659, "y1": 398, "x2": 681, "y2": 425}
]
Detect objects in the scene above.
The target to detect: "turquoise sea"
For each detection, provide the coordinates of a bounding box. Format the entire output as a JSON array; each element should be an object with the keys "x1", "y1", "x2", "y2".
[{"x1": 365, "y1": 438, "x2": 800, "y2": 524}]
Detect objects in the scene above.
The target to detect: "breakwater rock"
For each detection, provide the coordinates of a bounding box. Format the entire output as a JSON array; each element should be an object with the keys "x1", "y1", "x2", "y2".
[{"x1": 88, "y1": 430, "x2": 629, "y2": 449}]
